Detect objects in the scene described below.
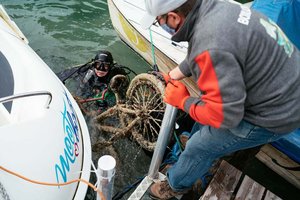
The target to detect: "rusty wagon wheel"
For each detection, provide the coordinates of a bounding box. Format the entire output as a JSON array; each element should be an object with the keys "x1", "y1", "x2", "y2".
[{"x1": 125, "y1": 73, "x2": 166, "y2": 151}]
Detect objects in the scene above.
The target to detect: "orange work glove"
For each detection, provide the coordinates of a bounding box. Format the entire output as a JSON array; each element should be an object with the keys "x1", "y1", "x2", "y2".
[{"x1": 164, "y1": 80, "x2": 190, "y2": 110}]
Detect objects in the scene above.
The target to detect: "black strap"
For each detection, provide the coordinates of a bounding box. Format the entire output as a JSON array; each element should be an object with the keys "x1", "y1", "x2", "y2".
[
  {"x1": 56, "y1": 60, "x2": 93, "y2": 83},
  {"x1": 272, "y1": 158, "x2": 300, "y2": 171}
]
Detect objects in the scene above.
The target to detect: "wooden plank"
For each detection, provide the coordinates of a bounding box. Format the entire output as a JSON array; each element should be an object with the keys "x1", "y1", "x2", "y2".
[
  {"x1": 234, "y1": 175, "x2": 265, "y2": 200},
  {"x1": 256, "y1": 144, "x2": 300, "y2": 189},
  {"x1": 200, "y1": 160, "x2": 242, "y2": 200},
  {"x1": 264, "y1": 190, "x2": 282, "y2": 200}
]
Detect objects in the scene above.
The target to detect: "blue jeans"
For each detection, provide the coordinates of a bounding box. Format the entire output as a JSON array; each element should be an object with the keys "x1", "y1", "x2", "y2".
[{"x1": 166, "y1": 120, "x2": 286, "y2": 192}]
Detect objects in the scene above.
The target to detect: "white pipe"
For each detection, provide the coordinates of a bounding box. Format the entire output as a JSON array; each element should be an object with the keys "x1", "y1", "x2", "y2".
[{"x1": 97, "y1": 155, "x2": 116, "y2": 200}]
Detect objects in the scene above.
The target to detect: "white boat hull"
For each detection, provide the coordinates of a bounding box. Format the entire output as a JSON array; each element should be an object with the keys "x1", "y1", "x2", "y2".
[{"x1": 0, "y1": 5, "x2": 91, "y2": 200}]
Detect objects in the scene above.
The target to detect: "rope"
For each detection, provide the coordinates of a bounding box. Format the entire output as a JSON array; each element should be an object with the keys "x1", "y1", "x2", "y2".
[
  {"x1": 149, "y1": 28, "x2": 157, "y2": 67},
  {"x1": 0, "y1": 165, "x2": 105, "y2": 200},
  {"x1": 173, "y1": 131, "x2": 184, "y2": 152}
]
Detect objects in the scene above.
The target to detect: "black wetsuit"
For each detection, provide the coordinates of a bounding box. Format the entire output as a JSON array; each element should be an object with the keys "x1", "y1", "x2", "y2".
[{"x1": 76, "y1": 64, "x2": 128, "y2": 110}]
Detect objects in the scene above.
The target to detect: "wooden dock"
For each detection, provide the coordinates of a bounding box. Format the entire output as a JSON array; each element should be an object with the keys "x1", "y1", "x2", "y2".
[
  {"x1": 256, "y1": 144, "x2": 300, "y2": 190},
  {"x1": 200, "y1": 160, "x2": 282, "y2": 200}
]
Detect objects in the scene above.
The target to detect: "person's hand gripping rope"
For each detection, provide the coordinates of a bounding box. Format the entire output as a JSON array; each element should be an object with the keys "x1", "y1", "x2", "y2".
[
  {"x1": 149, "y1": 71, "x2": 190, "y2": 110},
  {"x1": 164, "y1": 78, "x2": 190, "y2": 110}
]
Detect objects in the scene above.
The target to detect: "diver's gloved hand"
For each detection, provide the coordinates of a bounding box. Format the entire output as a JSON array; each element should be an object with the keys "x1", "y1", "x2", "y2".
[
  {"x1": 164, "y1": 80, "x2": 190, "y2": 110},
  {"x1": 148, "y1": 71, "x2": 170, "y2": 85}
]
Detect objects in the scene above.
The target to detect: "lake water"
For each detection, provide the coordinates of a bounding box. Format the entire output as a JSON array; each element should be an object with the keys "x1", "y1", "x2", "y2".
[
  {"x1": 1, "y1": 0, "x2": 152, "y2": 199},
  {"x1": 1, "y1": 0, "x2": 150, "y2": 74}
]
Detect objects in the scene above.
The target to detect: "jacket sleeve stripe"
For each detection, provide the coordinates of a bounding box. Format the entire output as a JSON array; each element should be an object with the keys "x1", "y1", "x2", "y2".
[{"x1": 189, "y1": 51, "x2": 224, "y2": 128}]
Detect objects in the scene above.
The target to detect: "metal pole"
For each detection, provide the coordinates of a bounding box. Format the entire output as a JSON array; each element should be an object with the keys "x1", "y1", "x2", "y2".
[
  {"x1": 148, "y1": 104, "x2": 178, "y2": 179},
  {"x1": 97, "y1": 155, "x2": 116, "y2": 200},
  {"x1": 0, "y1": 91, "x2": 52, "y2": 108}
]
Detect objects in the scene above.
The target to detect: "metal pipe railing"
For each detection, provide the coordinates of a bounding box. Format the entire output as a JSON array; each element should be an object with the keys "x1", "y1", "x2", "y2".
[
  {"x1": 0, "y1": 91, "x2": 52, "y2": 108},
  {"x1": 148, "y1": 104, "x2": 178, "y2": 179}
]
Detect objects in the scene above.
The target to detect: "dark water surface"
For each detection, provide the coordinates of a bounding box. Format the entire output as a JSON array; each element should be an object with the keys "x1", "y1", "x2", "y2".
[
  {"x1": 1, "y1": 0, "x2": 152, "y2": 199},
  {"x1": 1, "y1": 0, "x2": 150, "y2": 73}
]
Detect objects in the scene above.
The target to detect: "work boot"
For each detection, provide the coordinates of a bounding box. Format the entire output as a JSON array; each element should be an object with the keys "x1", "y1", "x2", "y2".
[{"x1": 149, "y1": 180, "x2": 187, "y2": 200}]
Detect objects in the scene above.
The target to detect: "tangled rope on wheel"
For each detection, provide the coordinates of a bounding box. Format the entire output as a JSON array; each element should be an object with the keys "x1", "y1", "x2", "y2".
[{"x1": 91, "y1": 73, "x2": 166, "y2": 152}]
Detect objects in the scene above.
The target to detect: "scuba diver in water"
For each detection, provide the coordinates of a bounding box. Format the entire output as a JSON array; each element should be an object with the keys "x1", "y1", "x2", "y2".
[{"x1": 75, "y1": 50, "x2": 135, "y2": 113}]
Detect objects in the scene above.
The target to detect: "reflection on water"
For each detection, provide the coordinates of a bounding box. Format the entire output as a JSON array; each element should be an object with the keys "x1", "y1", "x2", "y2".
[
  {"x1": 1, "y1": 0, "x2": 150, "y2": 73},
  {"x1": 2, "y1": 0, "x2": 152, "y2": 199}
]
